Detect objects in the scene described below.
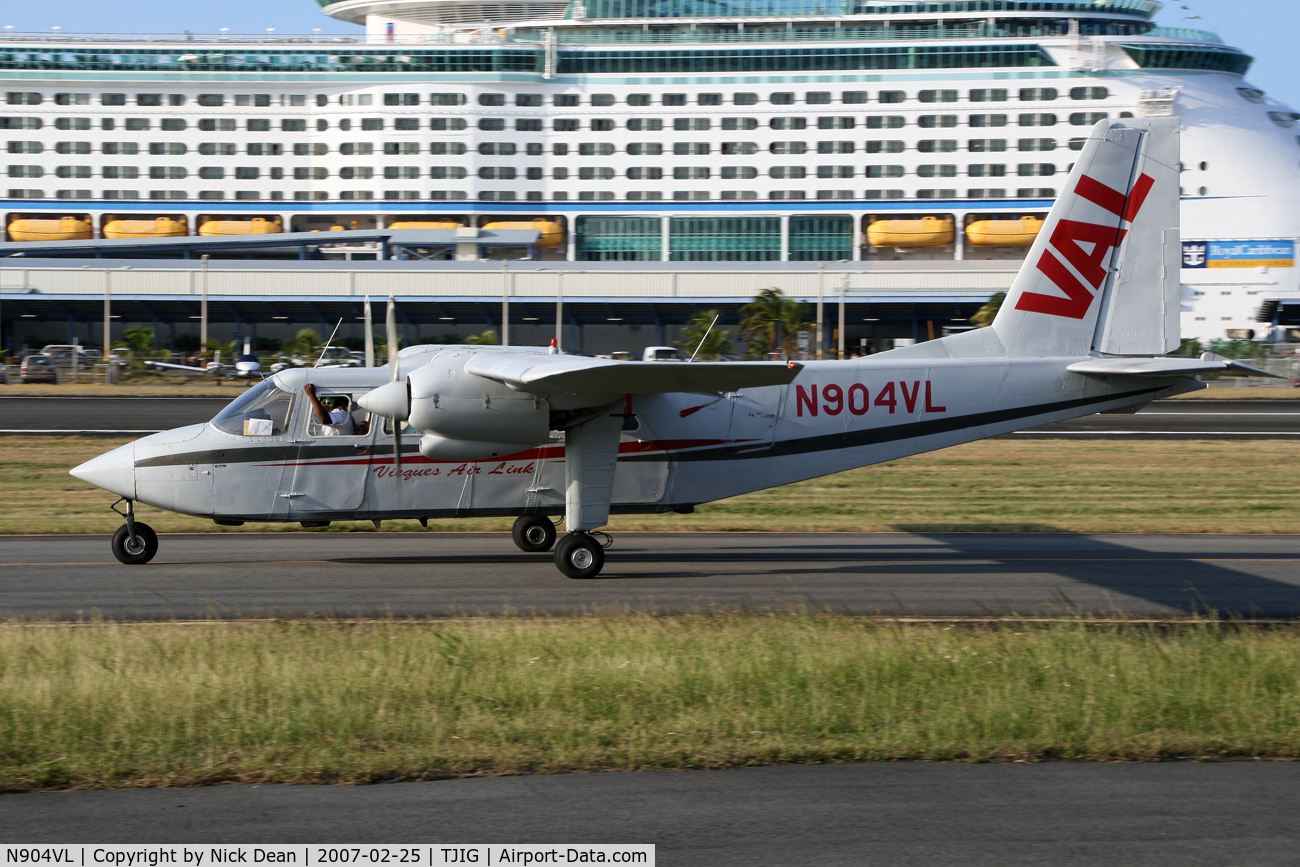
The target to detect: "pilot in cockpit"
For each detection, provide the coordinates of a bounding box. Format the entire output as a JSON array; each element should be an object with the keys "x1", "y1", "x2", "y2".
[{"x1": 303, "y1": 382, "x2": 356, "y2": 436}]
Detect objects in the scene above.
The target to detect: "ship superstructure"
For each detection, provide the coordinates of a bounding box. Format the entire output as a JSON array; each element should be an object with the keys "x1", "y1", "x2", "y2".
[{"x1": 1, "y1": 0, "x2": 1298, "y2": 342}]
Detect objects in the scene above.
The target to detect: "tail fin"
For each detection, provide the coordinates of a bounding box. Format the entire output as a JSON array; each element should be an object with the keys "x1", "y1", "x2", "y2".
[{"x1": 992, "y1": 117, "x2": 1180, "y2": 357}]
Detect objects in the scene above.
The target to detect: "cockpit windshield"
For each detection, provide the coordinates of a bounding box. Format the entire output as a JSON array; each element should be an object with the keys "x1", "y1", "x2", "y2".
[{"x1": 211, "y1": 380, "x2": 295, "y2": 437}]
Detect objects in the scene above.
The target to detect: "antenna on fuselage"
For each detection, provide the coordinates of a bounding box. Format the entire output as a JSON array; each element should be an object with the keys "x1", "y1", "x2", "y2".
[{"x1": 313, "y1": 318, "x2": 343, "y2": 369}]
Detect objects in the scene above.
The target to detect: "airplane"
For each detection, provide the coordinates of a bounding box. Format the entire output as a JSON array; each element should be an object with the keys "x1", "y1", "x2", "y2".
[
  {"x1": 70, "y1": 118, "x2": 1278, "y2": 578},
  {"x1": 144, "y1": 338, "x2": 264, "y2": 381}
]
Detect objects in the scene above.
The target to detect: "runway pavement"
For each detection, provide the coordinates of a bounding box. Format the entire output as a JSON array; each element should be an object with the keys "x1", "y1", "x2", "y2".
[
  {"x1": 2, "y1": 396, "x2": 1299, "y2": 437},
  {"x1": 3, "y1": 762, "x2": 1298, "y2": 865},
  {"x1": 0, "y1": 395, "x2": 228, "y2": 434},
  {"x1": 2, "y1": 531, "x2": 1298, "y2": 620}
]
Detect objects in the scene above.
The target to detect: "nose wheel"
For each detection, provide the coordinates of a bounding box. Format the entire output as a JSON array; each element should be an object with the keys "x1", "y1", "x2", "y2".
[
  {"x1": 511, "y1": 515, "x2": 557, "y2": 553},
  {"x1": 109, "y1": 498, "x2": 159, "y2": 565},
  {"x1": 554, "y1": 531, "x2": 607, "y2": 579}
]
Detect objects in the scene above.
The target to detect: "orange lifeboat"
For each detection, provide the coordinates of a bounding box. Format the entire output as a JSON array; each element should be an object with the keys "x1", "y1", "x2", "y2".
[
  {"x1": 965, "y1": 217, "x2": 1044, "y2": 247},
  {"x1": 388, "y1": 220, "x2": 465, "y2": 230},
  {"x1": 198, "y1": 217, "x2": 283, "y2": 236},
  {"x1": 7, "y1": 216, "x2": 93, "y2": 242},
  {"x1": 103, "y1": 217, "x2": 189, "y2": 239},
  {"x1": 866, "y1": 217, "x2": 954, "y2": 248},
  {"x1": 481, "y1": 219, "x2": 565, "y2": 248}
]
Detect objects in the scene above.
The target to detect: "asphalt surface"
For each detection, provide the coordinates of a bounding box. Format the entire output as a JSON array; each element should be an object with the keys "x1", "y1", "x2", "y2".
[
  {"x1": 0, "y1": 395, "x2": 229, "y2": 433},
  {"x1": 3, "y1": 762, "x2": 1299, "y2": 865},
  {"x1": 2, "y1": 396, "x2": 1299, "y2": 437},
  {"x1": 3, "y1": 532, "x2": 1298, "y2": 620}
]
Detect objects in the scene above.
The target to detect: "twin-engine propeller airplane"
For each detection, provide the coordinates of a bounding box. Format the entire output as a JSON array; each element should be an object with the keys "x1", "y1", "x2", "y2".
[
  {"x1": 71, "y1": 118, "x2": 1276, "y2": 577},
  {"x1": 144, "y1": 338, "x2": 264, "y2": 381}
]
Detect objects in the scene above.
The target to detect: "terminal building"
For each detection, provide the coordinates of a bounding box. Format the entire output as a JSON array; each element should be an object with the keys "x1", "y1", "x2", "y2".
[{"x1": 1, "y1": 0, "x2": 1298, "y2": 350}]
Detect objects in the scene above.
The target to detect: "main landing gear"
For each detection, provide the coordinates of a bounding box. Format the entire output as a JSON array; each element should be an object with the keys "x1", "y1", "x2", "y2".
[
  {"x1": 510, "y1": 515, "x2": 611, "y2": 579},
  {"x1": 554, "y1": 531, "x2": 607, "y2": 580},
  {"x1": 511, "y1": 515, "x2": 557, "y2": 553},
  {"x1": 110, "y1": 498, "x2": 158, "y2": 565}
]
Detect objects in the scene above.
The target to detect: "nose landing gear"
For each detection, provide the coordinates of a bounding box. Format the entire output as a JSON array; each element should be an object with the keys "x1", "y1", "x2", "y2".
[{"x1": 110, "y1": 498, "x2": 158, "y2": 565}]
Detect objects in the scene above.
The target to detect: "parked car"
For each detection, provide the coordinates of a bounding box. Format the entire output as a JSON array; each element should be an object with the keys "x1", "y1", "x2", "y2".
[
  {"x1": 19, "y1": 354, "x2": 58, "y2": 383},
  {"x1": 40, "y1": 345, "x2": 101, "y2": 369},
  {"x1": 291, "y1": 346, "x2": 363, "y2": 368}
]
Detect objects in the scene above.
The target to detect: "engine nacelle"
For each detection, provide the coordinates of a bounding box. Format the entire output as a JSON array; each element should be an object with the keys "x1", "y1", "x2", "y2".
[
  {"x1": 406, "y1": 350, "x2": 552, "y2": 444},
  {"x1": 418, "y1": 435, "x2": 542, "y2": 462}
]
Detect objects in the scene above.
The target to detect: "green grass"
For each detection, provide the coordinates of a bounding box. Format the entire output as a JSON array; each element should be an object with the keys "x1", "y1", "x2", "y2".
[
  {"x1": 11, "y1": 437, "x2": 1300, "y2": 535},
  {"x1": 2, "y1": 615, "x2": 1300, "y2": 790}
]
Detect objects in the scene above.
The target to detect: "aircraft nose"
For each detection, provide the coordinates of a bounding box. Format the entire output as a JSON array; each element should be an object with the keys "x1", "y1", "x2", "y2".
[{"x1": 69, "y1": 442, "x2": 136, "y2": 500}]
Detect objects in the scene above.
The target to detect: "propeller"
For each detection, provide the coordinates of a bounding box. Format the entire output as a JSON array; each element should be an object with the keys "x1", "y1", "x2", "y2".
[
  {"x1": 357, "y1": 298, "x2": 410, "y2": 505},
  {"x1": 363, "y1": 295, "x2": 374, "y2": 368},
  {"x1": 387, "y1": 296, "x2": 402, "y2": 503}
]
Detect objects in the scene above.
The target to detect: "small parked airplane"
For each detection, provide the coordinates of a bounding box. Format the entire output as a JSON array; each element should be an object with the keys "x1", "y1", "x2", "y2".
[
  {"x1": 144, "y1": 338, "x2": 264, "y2": 381},
  {"x1": 71, "y1": 118, "x2": 1276, "y2": 577}
]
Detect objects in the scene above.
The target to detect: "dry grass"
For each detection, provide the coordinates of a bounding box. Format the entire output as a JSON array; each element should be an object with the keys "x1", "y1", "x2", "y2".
[
  {"x1": 9, "y1": 436, "x2": 1298, "y2": 536},
  {"x1": 1, "y1": 615, "x2": 1298, "y2": 791}
]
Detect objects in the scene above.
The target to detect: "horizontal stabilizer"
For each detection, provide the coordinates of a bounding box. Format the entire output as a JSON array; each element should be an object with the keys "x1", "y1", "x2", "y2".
[
  {"x1": 465, "y1": 353, "x2": 802, "y2": 394},
  {"x1": 1067, "y1": 352, "x2": 1282, "y2": 379}
]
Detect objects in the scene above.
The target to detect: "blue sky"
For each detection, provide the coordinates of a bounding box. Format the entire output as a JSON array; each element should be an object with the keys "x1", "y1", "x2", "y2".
[{"x1": 1, "y1": 0, "x2": 1295, "y2": 107}]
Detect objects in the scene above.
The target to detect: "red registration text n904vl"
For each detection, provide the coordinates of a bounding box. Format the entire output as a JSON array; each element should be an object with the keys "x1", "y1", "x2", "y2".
[{"x1": 795, "y1": 381, "x2": 946, "y2": 417}]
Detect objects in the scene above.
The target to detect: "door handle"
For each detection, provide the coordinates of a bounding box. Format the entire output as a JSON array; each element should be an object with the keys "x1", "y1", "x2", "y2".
[{"x1": 278, "y1": 492, "x2": 305, "y2": 498}]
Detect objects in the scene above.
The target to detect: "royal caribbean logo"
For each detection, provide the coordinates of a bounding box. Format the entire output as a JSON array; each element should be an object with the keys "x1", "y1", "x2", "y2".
[{"x1": 1183, "y1": 240, "x2": 1294, "y2": 269}]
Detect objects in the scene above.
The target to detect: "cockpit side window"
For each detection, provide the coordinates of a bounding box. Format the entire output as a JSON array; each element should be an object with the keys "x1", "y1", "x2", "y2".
[
  {"x1": 307, "y1": 391, "x2": 371, "y2": 438},
  {"x1": 211, "y1": 380, "x2": 295, "y2": 437}
]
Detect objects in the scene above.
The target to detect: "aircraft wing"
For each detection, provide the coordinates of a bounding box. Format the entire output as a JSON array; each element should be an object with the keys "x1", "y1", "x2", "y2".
[
  {"x1": 144, "y1": 361, "x2": 213, "y2": 375},
  {"x1": 1067, "y1": 354, "x2": 1282, "y2": 378},
  {"x1": 465, "y1": 353, "x2": 803, "y2": 394}
]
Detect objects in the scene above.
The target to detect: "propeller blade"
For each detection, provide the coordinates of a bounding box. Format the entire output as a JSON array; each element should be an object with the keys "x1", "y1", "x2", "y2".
[
  {"x1": 386, "y1": 296, "x2": 398, "y2": 384},
  {"x1": 386, "y1": 295, "x2": 401, "y2": 503},
  {"x1": 393, "y1": 416, "x2": 402, "y2": 505},
  {"x1": 363, "y1": 295, "x2": 374, "y2": 368}
]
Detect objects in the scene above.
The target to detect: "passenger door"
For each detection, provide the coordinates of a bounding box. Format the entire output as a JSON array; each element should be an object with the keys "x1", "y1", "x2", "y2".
[{"x1": 288, "y1": 391, "x2": 374, "y2": 514}]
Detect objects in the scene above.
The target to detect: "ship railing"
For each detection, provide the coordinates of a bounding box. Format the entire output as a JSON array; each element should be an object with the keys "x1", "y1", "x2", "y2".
[
  {"x1": 540, "y1": 23, "x2": 1081, "y2": 44},
  {"x1": 1146, "y1": 27, "x2": 1223, "y2": 44}
]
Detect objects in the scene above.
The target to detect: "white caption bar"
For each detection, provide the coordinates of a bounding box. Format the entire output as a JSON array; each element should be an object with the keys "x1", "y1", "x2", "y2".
[{"x1": 3, "y1": 847, "x2": 654, "y2": 867}]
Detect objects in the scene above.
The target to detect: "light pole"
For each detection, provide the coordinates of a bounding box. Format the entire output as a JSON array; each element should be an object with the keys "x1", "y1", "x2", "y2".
[
  {"x1": 554, "y1": 269, "x2": 564, "y2": 349},
  {"x1": 815, "y1": 260, "x2": 825, "y2": 361},
  {"x1": 501, "y1": 259, "x2": 510, "y2": 347}
]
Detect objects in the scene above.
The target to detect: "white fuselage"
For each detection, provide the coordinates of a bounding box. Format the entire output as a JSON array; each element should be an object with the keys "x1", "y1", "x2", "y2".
[{"x1": 76, "y1": 345, "x2": 1196, "y2": 525}]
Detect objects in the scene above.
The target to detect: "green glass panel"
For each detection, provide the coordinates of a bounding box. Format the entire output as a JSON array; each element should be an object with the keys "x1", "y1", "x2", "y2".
[
  {"x1": 579, "y1": 0, "x2": 1159, "y2": 19},
  {"x1": 669, "y1": 217, "x2": 781, "y2": 262},
  {"x1": 556, "y1": 44, "x2": 1054, "y2": 75},
  {"x1": 789, "y1": 216, "x2": 854, "y2": 261},
  {"x1": 1120, "y1": 44, "x2": 1252, "y2": 76},
  {"x1": 576, "y1": 216, "x2": 662, "y2": 261}
]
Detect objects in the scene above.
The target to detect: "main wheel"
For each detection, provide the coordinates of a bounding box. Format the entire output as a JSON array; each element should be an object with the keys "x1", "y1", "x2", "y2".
[
  {"x1": 512, "y1": 515, "x2": 557, "y2": 553},
  {"x1": 111, "y1": 522, "x2": 159, "y2": 565},
  {"x1": 554, "y1": 532, "x2": 605, "y2": 579}
]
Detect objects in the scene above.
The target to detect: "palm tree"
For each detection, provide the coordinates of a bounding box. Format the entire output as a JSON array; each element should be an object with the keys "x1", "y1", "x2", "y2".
[
  {"x1": 676, "y1": 309, "x2": 733, "y2": 360},
  {"x1": 740, "y1": 288, "x2": 809, "y2": 358},
  {"x1": 466, "y1": 329, "x2": 500, "y2": 345},
  {"x1": 970, "y1": 291, "x2": 1006, "y2": 328}
]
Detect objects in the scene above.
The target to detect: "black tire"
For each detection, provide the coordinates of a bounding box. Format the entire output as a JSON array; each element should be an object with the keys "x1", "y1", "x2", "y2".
[
  {"x1": 554, "y1": 532, "x2": 605, "y2": 579},
  {"x1": 111, "y1": 522, "x2": 158, "y2": 565},
  {"x1": 512, "y1": 515, "x2": 557, "y2": 553}
]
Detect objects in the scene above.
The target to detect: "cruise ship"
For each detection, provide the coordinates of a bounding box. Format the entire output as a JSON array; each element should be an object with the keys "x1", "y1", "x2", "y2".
[{"x1": 1, "y1": 0, "x2": 1298, "y2": 345}]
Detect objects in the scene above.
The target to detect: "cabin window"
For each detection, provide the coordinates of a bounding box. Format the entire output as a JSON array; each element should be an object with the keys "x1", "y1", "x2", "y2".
[{"x1": 306, "y1": 392, "x2": 370, "y2": 438}]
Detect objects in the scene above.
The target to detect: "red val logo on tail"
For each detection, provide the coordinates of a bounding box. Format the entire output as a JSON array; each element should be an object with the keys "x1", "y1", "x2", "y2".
[{"x1": 1013, "y1": 172, "x2": 1154, "y2": 320}]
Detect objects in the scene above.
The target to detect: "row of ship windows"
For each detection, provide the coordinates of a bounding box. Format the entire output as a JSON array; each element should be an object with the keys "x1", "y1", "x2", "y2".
[
  {"x1": 3, "y1": 189, "x2": 1060, "y2": 201},
  {"x1": 2, "y1": 164, "x2": 1069, "y2": 180},
  {"x1": 0, "y1": 113, "x2": 1116, "y2": 132},
  {"x1": 4, "y1": 88, "x2": 1111, "y2": 108},
  {"x1": 4, "y1": 139, "x2": 1088, "y2": 156}
]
